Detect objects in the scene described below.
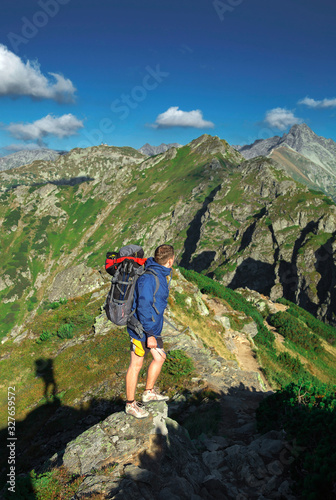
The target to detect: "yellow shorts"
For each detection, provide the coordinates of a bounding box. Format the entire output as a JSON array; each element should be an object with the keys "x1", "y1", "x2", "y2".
[{"x1": 130, "y1": 337, "x2": 164, "y2": 357}]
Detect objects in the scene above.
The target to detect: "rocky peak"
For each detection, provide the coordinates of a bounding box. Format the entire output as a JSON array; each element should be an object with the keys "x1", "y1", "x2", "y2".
[
  {"x1": 280, "y1": 123, "x2": 321, "y2": 150},
  {"x1": 189, "y1": 134, "x2": 243, "y2": 163},
  {"x1": 238, "y1": 124, "x2": 336, "y2": 167},
  {"x1": 138, "y1": 142, "x2": 182, "y2": 156}
]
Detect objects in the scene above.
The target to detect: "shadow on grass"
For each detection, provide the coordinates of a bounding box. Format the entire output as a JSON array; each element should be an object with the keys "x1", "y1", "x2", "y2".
[{"x1": 0, "y1": 357, "x2": 124, "y2": 498}]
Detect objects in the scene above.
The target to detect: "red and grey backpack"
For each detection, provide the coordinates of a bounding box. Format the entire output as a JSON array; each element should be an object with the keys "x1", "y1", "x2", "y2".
[{"x1": 104, "y1": 245, "x2": 160, "y2": 338}]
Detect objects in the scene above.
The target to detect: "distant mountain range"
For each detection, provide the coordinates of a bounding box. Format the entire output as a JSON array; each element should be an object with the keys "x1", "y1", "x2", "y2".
[
  {"x1": 2, "y1": 126, "x2": 336, "y2": 200},
  {"x1": 138, "y1": 142, "x2": 182, "y2": 156},
  {"x1": 235, "y1": 124, "x2": 336, "y2": 199},
  {"x1": 0, "y1": 148, "x2": 67, "y2": 172}
]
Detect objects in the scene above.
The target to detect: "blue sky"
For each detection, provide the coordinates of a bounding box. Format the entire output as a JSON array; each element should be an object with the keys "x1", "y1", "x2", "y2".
[{"x1": 0, "y1": 0, "x2": 335, "y2": 154}]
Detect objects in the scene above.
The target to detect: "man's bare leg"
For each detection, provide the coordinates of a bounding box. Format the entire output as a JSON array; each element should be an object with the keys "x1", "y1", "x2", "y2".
[
  {"x1": 145, "y1": 348, "x2": 166, "y2": 391},
  {"x1": 126, "y1": 351, "x2": 144, "y2": 401}
]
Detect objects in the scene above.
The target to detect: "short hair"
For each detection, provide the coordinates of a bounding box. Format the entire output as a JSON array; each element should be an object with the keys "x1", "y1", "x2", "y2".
[{"x1": 154, "y1": 244, "x2": 175, "y2": 266}]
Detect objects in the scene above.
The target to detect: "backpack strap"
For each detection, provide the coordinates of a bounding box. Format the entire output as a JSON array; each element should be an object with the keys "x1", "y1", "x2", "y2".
[{"x1": 144, "y1": 269, "x2": 160, "y2": 315}]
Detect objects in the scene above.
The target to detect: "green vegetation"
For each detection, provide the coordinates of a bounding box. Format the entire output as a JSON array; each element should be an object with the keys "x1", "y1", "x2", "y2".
[
  {"x1": 2, "y1": 467, "x2": 85, "y2": 500},
  {"x1": 3, "y1": 207, "x2": 21, "y2": 230},
  {"x1": 180, "y1": 268, "x2": 336, "y2": 390},
  {"x1": 268, "y1": 311, "x2": 323, "y2": 353},
  {"x1": 277, "y1": 298, "x2": 336, "y2": 344},
  {"x1": 57, "y1": 322, "x2": 74, "y2": 339},
  {"x1": 257, "y1": 380, "x2": 336, "y2": 500},
  {"x1": 162, "y1": 349, "x2": 194, "y2": 380},
  {"x1": 48, "y1": 299, "x2": 68, "y2": 310},
  {"x1": 38, "y1": 331, "x2": 53, "y2": 343}
]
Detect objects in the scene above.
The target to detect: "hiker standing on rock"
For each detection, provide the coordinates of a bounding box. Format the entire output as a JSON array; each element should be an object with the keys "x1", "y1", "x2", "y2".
[{"x1": 125, "y1": 244, "x2": 175, "y2": 418}]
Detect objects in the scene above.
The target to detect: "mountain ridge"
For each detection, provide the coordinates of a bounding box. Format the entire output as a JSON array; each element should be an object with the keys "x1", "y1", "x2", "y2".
[{"x1": 0, "y1": 148, "x2": 68, "y2": 172}]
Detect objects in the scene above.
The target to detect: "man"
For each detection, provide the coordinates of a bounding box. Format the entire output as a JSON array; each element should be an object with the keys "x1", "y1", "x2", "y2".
[{"x1": 125, "y1": 244, "x2": 174, "y2": 418}]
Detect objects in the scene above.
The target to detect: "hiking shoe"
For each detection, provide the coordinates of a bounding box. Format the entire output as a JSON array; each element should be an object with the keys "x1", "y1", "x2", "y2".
[
  {"x1": 142, "y1": 388, "x2": 169, "y2": 403},
  {"x1": 125, "y1": 401, "x2": 149, "y2": 419}
]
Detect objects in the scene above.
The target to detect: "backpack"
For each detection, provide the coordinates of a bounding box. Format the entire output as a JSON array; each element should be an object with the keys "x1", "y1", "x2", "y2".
[{"x1": 104, "y1": 244, "x2": 160, "y2": 339}]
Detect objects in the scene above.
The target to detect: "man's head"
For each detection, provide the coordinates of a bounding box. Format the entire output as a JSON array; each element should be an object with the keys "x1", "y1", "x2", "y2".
[{"x1": 154, "y1": 244, "x2": 175, "y2": 268}]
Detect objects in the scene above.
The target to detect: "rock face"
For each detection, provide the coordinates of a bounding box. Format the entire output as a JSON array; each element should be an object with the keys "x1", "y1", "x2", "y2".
[
  {"x1": 180, "y1": 155, "x2": 336, "y2": 325},
  {"x1": 56, "y1": 401, "x2": 295, "y2": 499}
]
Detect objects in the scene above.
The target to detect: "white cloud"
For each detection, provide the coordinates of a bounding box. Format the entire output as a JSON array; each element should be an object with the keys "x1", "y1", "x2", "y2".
[
  {"x1": 151, "y1": 106, "x2": 214, "y2": 128},
  {"x1": 0, "y1": 44, "x2": 76, "y2": 103},
  {"x1": 298, "y1": 96, "x2": 336, "y2": 109},
  {"x1": 264, "y1": 107, "x2": 303, "y2": 131},
  {"x1": 6, "y1": 114, "x2": 84, "y2": 143}
]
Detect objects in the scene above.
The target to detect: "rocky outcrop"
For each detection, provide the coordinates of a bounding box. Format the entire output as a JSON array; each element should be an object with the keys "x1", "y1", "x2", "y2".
[
  {"x1": 47, "y1": 263, "x2": 104, "y2": 302},
  {"x1": 53, "y1": 401, "x2": 295, "y2": 499}
]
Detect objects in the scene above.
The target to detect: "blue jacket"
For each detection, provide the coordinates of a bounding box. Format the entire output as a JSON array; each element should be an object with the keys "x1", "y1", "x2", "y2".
[{"x1": 127, "y1": 257, "x2": 172, "y2": 339}]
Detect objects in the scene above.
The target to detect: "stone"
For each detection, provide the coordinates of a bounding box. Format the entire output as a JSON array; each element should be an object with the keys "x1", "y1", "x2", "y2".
[
  {"x1": 195, "y1": 291, "x2": 209, "y2": 316},
  {"x1": 13, "y1": 330, "x2": 29, "y2": 344},
  {"x1": 242, "y1": 321, "x2": 258, "y2": 338},
  {"x1": 203, "y1": 436, "x2": 230, "y2": 452},
  {"x1": 214, "y1": 314, "x2": 231, "y2": 329},
  {"x1": 123, "y1": 464, "x2": 155, "y2": 484},
  {"x1": 75, "y1": 475, "x2": 118, "y2": 498},
  {"x1": 202, "y1": 475, "x2": 229, "y2": 499},
  {"x1": 248, "y1": 438, "x2": 284, "y2": 458},
  {"x1": 224, "y1": 444, "x2": 268, "y2": 484},
  {"x1": 48, "y1": 263, "x2": 103, "y2": 302},
  {"x1": 202, "y1": 450, "x2": 225, "y2": 470},
  {"x1": 267, "y1": 460, "x2": 284, "y2": 476},
  {"x1": 158, "y1": 488, "x2": 182, "y2": 500},
  {"x1": 161, "y1": 476, "x2": 195, "y2": 499}
]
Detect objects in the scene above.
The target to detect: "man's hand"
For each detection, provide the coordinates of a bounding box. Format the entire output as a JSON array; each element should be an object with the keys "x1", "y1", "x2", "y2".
[{"x1": 147, "y1": 336, "x2": 157, "y2": 349}]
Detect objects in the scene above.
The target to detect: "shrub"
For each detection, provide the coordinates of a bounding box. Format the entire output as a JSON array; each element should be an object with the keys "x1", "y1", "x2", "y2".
[
  {"x1": 49, "y1": 298, "x2": 68, "y2": 310},
  {"x1": 268, "y1": 311, "x2": 322, "y2": 353},
  {"x1": 277, "y1": 352, "x2": 304, "y2": 375},
  {"x1": 162, "y1": 349, "x2": 194, "y2": 379},
  {"x1": 57, "y1": 322, "x2": 74, "y2": 339},
  {"x1": 37, "y1": 330, "x2": 53, "y2": 343},
  {"x1": 277, "y1": 297, "x2": 336, "y2": 344}
]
